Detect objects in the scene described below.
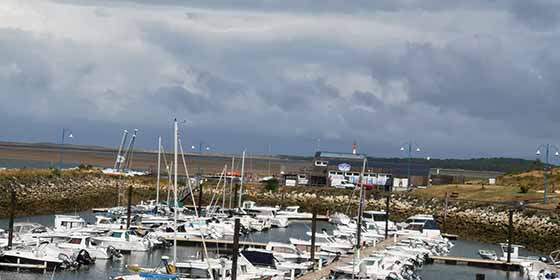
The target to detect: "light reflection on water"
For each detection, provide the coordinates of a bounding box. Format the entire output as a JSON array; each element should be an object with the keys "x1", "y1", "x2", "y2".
[{"x1": 0, "y1": 212, "x2": 526, "y2": 280}]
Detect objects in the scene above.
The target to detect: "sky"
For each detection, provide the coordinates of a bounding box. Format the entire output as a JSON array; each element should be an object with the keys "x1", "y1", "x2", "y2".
[{"x1": 1, "y1": 0, "x2": 560, "y2": 159}]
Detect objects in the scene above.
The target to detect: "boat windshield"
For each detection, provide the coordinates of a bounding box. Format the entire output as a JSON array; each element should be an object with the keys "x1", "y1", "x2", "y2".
[
  {"x1": 405, "y1": 223, "x2": 424, "y2": 231},
  {"x1": 363, "y1": 213, "x2": 387, "y2": 221}
]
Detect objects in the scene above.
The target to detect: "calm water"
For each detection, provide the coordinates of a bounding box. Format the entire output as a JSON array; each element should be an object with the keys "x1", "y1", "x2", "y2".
[{"x1": 0, "y1": 212, "x2": 527, "y2": 280}]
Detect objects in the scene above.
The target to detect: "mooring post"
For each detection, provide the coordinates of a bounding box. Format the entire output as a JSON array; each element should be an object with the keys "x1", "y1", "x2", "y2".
[
  {"x1": 385, "y1": 194, "x2": 390, "y2": 239},
  {"x1": 126, "y1": 185, "x2": 133, "y2": 229},
  {"x1": 231, "y1": 218, "x2": 241, "y2": 280},
  {"x1": 8, "y1": 188, "x2": 16, "y2": 249},
  {"x1": 311, "y1": 209, "x2": 317, "y2": 270},
  {"x1": 443, "y1": 191, "x2": 449, "y2": 232},
  {"x1": 233, "y1": 183, "x2": 239, "y2": 210},
  {"x1": 507, "y1": 208, "x2": 513, "y2": 263},
  {"x1": 198, "y1": 182, "x2": 204, "y2": 217}
]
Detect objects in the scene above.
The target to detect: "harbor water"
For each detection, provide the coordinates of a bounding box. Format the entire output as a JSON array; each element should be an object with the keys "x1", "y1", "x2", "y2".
[{"x1": 0, "y1": 212, "x2": 527, "y2": 280}]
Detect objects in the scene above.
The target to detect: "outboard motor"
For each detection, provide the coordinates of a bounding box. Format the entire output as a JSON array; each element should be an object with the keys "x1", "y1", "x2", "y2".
[
  {"x1": 106, "y1": 245, "x2": 122, "y2": 259},
  {"x1": 386, "y1": 271, "x2": 402, "y2": 280},
  {"x1": 58, "y1": 253, "x2": 74, "y2": 269},
  {"x1": 75, "y1": 249, "x2": 95, "y2": 266}
]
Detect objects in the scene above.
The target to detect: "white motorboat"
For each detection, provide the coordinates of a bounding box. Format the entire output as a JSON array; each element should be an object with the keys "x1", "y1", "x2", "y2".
[
  {"x1": 241, "y1": 201, "x2": 287, "y2": 229},
  {"x1": 330, "y1": 255, "x2": 413, "y2": 280},
  {"x1": 362, "y1": 211, "x2": 398, "y2": 232},
  {"x1": 53, "y1": 215, "x2": 105, "y2": 235},
  {"x1": 270, "y1": 216, "x2": 289, "y2": 228},
  {"x1": 290, "y1": 232, "x2": 354, "y2": 255},
  {"x1": 0, "y1": 229, "x2": 23, "y2": 248},
  {"x1": 0, "y1": 240, "x2": 94, "y2": 271},
  {"x1": 154, "y1": 222, "x2": 208, "y2": 240},
  {"x1": 114, "y1": 255, "x2": 284, "y2": 280},
  {"x1": 12, "y1": 222, "x2": 55, "y2": 245},
  {"x1": 329, "y1": 212, "x2": 351, "y2": 225},
  {"x1": 92, "y1": 230, "x2": 153, "y2": 252},
  {"x1": 56, "y1": 235, "x2": 121, "y2": 260},
  {"x1": 397, "y1": 215, "x2": 442, "y2": 239},
  {"x1": 497, "y1": 243, "x2": 544, "y2": 263},
  {"x1": 242, "y1": 248, "x2": 313, "y2": 277},
  {"x1": 277, "y1": 206, "x2": 312, "y2": 219},
  {"x1": 478, "y1": 249, "x2": 498, "y2": 260}
]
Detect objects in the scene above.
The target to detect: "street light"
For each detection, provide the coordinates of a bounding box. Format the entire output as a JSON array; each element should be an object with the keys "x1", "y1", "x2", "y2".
[
  {"x1": 400, "y1": 141, "x2": 422, "y2": 191},
  {"x1": 58, "y1": 128, "x2": 74, "y2": 170},
  {"x1": 535, "y1": 144, "x2": 560, "y2": 204}
]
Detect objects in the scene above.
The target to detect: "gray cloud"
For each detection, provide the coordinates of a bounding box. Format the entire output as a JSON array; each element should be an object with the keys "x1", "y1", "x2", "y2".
[
  {"x1": 510, "y1": 0, "x2": 560, "y2": 30},
  {"x1": 0, "y1": 0, "x2": 559, "y2": 159}
]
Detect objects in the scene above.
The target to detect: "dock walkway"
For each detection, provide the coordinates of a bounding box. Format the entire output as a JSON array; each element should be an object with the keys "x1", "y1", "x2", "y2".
[
  {"x1": 428, "y1": 255, "x2": 521, "y2": 271},
  {"x1": 298, "y1": 236, "x2": 402, "y2": 280}
]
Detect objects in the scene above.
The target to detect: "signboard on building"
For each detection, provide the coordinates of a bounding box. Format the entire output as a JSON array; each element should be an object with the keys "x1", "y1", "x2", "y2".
[{"x1": 338, "y1": 163, "x2": 351, "y2": 172}]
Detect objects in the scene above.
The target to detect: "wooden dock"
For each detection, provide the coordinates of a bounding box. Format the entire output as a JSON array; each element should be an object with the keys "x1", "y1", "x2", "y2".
[
  {"x1": 0, "y1": 261, "x2": 48, "y2": 273},
  {"x1": 428, "y1": 255, "x2": 521, "y2": 271},
  {"x1": 164, "y1": 237, "x2": 268, "y2": 249},
  {"x1": 298, "y1": 236, "x2": 403, "y2": 280}
]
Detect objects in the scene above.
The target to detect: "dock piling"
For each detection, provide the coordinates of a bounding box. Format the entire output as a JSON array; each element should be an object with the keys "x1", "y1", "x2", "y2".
[
  {"x1": 126, "y1": 184, "x2": 132, "y2": 229},
  {"x1": 231, "y1": 218, "x2": 240, "y2": 280},
  {"x1": 8, "y1": 188, "x2": 16, "y2": 249},
  {"x1": 507, "y1": 209, "x2": 513, "y2": 263},
  {"x1": 385, "y1": 194, "x2": 390, "y2": 239},
  {"x1": 311, "y1": 209, "x2": 317, "y2": 270}
]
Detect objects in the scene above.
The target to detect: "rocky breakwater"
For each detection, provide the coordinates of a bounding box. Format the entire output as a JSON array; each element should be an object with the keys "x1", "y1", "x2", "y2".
[
  {"x1": 238, "y1": 187, "x2": 560, "y2": 253},
  {"x1": 0, "y1": 170, "x2": 157, "y2": 218}
]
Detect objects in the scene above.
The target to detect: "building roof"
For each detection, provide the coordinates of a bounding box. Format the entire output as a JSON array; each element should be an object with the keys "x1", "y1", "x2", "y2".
[{"x1": 315, "y1": 151, "x2": 366, "y2": 160}]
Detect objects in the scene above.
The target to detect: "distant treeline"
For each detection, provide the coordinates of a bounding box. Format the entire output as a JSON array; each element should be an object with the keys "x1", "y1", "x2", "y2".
[{"x1": 277, "y1": 155, "x2": 545, "y2": 174}]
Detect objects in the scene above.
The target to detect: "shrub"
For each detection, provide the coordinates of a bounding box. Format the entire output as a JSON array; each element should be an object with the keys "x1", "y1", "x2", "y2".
[
  {"x1": 519, "y1": 185, "x2": 530, "y2": 193},
  {"x1": 264, "y1": 178, "x2": 279, "y2": 192}
]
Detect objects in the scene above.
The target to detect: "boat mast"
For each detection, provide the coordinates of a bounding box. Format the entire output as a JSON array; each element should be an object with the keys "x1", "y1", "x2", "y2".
[
  {"x1": 222, "y1": 164, "x2": 227, "y2": 211},
  {"x1": 173, "y1": 119, "x2": 178, "y2": 265},
  {"x1": 114, "y1": 129, "x2": 128, "y2": 170},
  {"x1": 353, "y1": 156, "x2": 367, "y2": 278},
  {"x1": 238, "y1": 149, "x2": 246, "y2": 208},
  {"x1": 156, "y1": 136, "x2": 161, "y2": 207},
  {"x1": 177, "y1": 139, "x2": 215, "y2": 280},
  {"x1": 228, "y1": 156, "x2": 235, "y2": 209}
]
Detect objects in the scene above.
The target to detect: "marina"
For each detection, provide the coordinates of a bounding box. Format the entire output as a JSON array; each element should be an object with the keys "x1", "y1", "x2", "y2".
[
  {"x1": 3, "y1": 1, "x2": 560, "y2": 279},
  {"x1": 0, "y1": 207, "x2": 552, "y2": 280}
]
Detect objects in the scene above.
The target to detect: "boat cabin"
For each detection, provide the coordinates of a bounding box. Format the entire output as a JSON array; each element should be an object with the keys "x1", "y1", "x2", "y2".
[
  {"x1": 242, "y1": 201, "x2": 278, "y2": 216},
  {"x1": 266, "y1": 242, "x2": 303, "y2": 255},
  {"x1": 362, "y1": 211, "x2": 387, "y2": 221},
  {"x1": 54, "y1": 215, "x2": 86, "y2": 231},
  {"x1": 500, "y1": 243, "x2": 523, "y2": 259},
  {"x1": 13, "y1": 222, "x2": 48, "y2": 234},
  {"x1": 281, "y1": 206, "x2": 300, "y2": 213}
]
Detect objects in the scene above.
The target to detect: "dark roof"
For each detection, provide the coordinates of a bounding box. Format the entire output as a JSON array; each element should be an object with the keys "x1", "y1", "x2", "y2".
[
  {"x1": 314, "y1": 151, "x2": 366, "y2": 160},
  {"x1": 367, "y1": 161, "x2": 429, "y2": 177}
]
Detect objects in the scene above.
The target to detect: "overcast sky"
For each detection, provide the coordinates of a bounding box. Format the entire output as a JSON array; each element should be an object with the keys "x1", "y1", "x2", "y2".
[{"x1": 1, "y1": 0, "x2": 559, "y2": 159}]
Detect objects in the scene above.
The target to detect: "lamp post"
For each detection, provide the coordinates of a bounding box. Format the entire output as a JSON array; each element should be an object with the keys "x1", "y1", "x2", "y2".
[
  {"x1": 536, "y1": 144, "x2": 560, "y2": 204},
  {"x1": 58, "y1": 128, "x2": 74, "y2": 170},
  {"x1": 400, "y1": 141, "x2": 421, "y2": 191}
]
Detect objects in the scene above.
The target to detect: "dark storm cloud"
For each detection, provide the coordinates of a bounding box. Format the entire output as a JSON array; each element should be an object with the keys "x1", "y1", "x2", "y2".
[
  {"x1": 1, "y1": 0, "x2": 560, "y2": 158},
  {"x1": 510, "y1": 0, "x2": 560, "y2": 30}
]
